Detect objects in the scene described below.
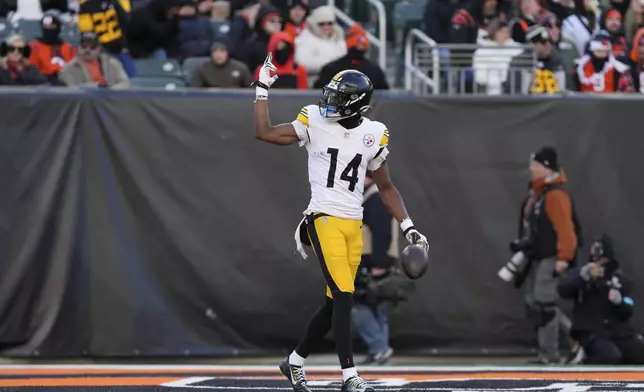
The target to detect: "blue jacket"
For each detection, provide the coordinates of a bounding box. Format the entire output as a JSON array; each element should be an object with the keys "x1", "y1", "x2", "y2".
[{"x1": 170, "y1": 16, "x2": 214, "y2": 59}]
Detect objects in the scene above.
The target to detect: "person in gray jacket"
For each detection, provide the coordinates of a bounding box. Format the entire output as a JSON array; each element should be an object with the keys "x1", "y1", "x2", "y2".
[
  {"x1": 188, "y1": 35, "x2": 251, "y2": 88},
  {"x1": 59, "y1": 32, "x2": 130, "y2": 89}
]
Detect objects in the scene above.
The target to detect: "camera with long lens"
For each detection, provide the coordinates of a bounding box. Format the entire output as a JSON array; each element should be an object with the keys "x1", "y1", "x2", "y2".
[{"x1": 498, "y1": 238, "x2": 533, "y2": 283}]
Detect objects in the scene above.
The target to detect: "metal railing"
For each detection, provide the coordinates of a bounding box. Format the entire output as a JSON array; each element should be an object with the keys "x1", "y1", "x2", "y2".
[
  {"x1": 439, "y1": 44, "x2": 537, "y2": 95},
  {"x1": 405, "y1": 29, "x2": 541, "y2": 95},
  {"x1": 404, "y1": 28, "x2": 440, "y2": 95},
  {"x1": 328, "y1": 0, "x2": 387, "y2": 71}
]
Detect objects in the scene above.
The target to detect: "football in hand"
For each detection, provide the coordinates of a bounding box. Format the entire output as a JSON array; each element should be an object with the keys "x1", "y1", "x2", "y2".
[{"x1": 401, "y1": 243, "x2": 429, "y2": 280}]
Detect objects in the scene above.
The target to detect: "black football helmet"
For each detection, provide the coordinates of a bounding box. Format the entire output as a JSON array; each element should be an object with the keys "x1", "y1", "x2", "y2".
[{"x1": 318, "y1": 70, "x2": 374, "y2": 119}]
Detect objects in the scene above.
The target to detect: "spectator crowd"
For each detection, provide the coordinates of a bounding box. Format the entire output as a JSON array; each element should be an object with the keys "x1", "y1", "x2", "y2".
[
  {"x1": 423, "y1": 0, "x2": 644, "y2": 93},
  {"x1": 0, "y1": 0, "x2": 388, "y2": 89},
  {"x1": 0, "y1": 0, "x2": 642, "y2": 93}
]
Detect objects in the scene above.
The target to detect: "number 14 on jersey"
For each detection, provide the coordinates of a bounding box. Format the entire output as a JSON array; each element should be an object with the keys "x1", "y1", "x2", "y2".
[{"x1": 326, "y1": 148, "x2": 363, "y2": 192}]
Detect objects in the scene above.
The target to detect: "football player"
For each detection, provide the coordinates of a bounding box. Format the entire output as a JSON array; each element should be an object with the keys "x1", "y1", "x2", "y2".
[{"x1": 252, "y1": 54, "x2": 429, "y2": 392}]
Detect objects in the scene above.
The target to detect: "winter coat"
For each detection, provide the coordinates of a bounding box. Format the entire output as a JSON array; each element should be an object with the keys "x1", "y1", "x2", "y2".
[
  {"x1": 472, "y1": 38, "x2": 523, "y2": 94},
  {"x1": 166, "y1": 15, "x2": 213, "y2": 59},
  {"x1": 294, "y1": 5, "x2": 346, "y2": 83}
]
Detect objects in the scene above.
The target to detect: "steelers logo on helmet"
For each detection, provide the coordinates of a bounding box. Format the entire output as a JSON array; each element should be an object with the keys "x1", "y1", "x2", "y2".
[{"x1": 318, "y1": 70, "x2": 374, "y2": 120}]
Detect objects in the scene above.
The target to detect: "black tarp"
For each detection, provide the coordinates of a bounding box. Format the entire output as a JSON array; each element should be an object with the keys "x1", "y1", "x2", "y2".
[{"x1": 1, "y1": 90, "x2": 643, "y2": 357}]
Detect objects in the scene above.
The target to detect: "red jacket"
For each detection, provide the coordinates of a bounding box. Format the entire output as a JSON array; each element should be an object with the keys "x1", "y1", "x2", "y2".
[
  {"x1": 576, "y1": 55, "x2": 634, "y2": 93},
  {"x1": 254, "y1": 31, "x2": 308, "y2": 90},
  {"x1": 29, "y1": 39, "x2": 76, "y2": 76}
]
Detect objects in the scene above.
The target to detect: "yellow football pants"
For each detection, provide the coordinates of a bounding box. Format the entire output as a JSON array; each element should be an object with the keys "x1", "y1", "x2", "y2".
[{"x1": 306, "y1": 213, "x2": 363, "y2": 298}]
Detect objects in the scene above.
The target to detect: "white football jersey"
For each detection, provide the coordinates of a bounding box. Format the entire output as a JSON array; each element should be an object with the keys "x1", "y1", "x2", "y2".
[{"x1": 291, "y1": 105, "x2": 390, "y2": 220}]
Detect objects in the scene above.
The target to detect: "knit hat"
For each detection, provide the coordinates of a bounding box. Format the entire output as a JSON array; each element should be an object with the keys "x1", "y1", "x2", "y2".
[
  {"x1": 531, "y1": 146, "x2": 559, "y2": 171},
  {"x1": 605, "y1": 9, "x2": 622, "y2": 21},
  {"x1": 80, "y1": 32, "x2": 99, "y2": 43},
  {"x1": 589, "y1": 31, "x2": 612, "y2": 53},
  {"x1": 211, "y1": 34, "x2": 231, "y2": 52},
  {"x1": 41, "y1": 10, "x2": 62, "y2": 29},
  {"x1": 346, "y1": 23, "x2": 370, "y2": 51},
  {"x1": 590, "y1": 233, "x2": 615, "y2": 260},
  {"x1": 526, "y1": 24, "x2": 550, "y2": 44}
]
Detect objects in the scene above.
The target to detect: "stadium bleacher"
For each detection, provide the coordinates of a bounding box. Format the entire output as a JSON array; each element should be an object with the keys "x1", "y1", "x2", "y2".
[
  {"x1": 0, "y1": 15, "x2": 233, "y2": 88},
  {"x1": 129, "y1": 75, "x2": 187, "y2": 89}
]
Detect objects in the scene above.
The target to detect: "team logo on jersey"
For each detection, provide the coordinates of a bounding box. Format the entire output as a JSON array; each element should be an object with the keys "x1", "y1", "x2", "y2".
[{"x1": 363, "y1": 134, "x2": 375, "y2": 147}]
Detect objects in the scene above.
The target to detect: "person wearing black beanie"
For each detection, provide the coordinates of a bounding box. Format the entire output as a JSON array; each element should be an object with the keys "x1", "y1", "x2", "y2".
[
  {"x1": 187, "y1": 34, "x2": 252, "y2": 88},
  {"x1": 28, "y1": 11, "x2": 76, "y2": 84},
  {"x1": 511, "y1": 145, "x2": 583, "y2": 364},
  {"x1": 531, "y1": 145, "x2": 559, "y2": 171},
  {"x1": 558, "y1": 234, "x2": 644, "y2": 364}
]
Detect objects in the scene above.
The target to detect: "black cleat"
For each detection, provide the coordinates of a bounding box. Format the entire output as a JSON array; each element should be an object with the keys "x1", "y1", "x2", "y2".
[
  {"x1": 341, "y1": 376, "x2": 374, "y2": 392},
  {"x1": 279, "y1": 357, "x2": 311, "y2": 392}
]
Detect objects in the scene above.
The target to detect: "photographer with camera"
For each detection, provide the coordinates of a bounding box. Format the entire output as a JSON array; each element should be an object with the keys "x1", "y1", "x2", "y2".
[
  {"x1": 500, "y1": 146, "x2": 581, "y2": 364},
  {"x1": 352, "y1": 172, "x2": 411, "y2": 365},
  {"x1": 557, "y1": 234, "x2": 644, "y2": 364}
]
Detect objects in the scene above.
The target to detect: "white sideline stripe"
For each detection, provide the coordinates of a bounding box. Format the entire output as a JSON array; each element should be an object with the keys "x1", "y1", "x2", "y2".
[
  {"x1": 0, "y1": 364, "x2": 642, "y2": 372},
  {"x1": 161, "y1": 377, "x2": 215, "y2": 387}
]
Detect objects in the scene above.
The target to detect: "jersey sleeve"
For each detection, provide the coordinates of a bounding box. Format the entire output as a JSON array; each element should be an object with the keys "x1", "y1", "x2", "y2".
[
  {"x1": 367, "y1": 127, "x2": 390, "y2": 171},
  {"x1": 291, "y1": 106, "x2": 311, "y2": 147}
]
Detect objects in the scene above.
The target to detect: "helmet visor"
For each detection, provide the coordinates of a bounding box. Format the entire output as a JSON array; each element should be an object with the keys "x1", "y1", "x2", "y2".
[
  {"x1": 323, "y1": 88, "x2": 350, "y2": 107},
  {"x1": 319, "y1": 88, "x2": 350, "y2": 118}
]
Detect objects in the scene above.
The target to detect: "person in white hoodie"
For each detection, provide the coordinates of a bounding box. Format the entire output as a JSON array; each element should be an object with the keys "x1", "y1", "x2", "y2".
[
  {"x1": 561, "y1": 0, "x2": 601, "y2": 56},
  {"x1": 294, "y1": 5, "x2": 346, "y2": 86},
  {"x1": 473, "y1": 19, "x2": 524, "y2": 94}
]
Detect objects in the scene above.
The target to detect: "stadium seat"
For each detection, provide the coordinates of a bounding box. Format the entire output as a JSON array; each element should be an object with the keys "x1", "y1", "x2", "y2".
[
  {"x1": 61, "y1": 32, "x2": 80, "y2": 47},
  {"x1": 394, "y1": 0, "x2": 427, "y2": 31},
  {"x1": 134, "y1": 58, "x2": 182, "y2": 77},
  {"x1": 130, "y1": 76, "x2": 187, "y2": 90},
  {"x1": 560, "y1": 46, "x2": 579, "y2": 69},
  {"x1": 60, "y1": 21, "x2": 78, "y2": 36},
  {"x1": 16, "y1": 19, "x2": 42, "y2": 40},
  {"x1": 0, "y1": 19, "x2": 11, "y2": 40},
  {"x1": 210, "y1": 20, "x2": 230, "y2": 36},
  {"x1": 182, "y1": 57, "x2": 209, "y2": 79}
]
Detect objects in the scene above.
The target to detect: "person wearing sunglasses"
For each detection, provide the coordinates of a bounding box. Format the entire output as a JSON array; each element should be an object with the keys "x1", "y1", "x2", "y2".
[
  {"x1": 0, "y1": 35, "x2": 48, "y2": 86},
  {"x1": 294, "y1": 5, "x2": 347, "y2": 86},
  {"x1": 59, "y1": 32, "x2": 130, "y2": 89}
]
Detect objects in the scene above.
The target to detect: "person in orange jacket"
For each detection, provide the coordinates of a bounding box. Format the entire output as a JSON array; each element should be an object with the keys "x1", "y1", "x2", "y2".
[
  {"x1": 28, "y1": 11, "x2": 76, "y2": 84},
  {"x1": 283, "y1": 0, "x2": 308, "y2": 39},
  {"x1": 253, "y1": 31, "x2": 307, "y2": 89}
]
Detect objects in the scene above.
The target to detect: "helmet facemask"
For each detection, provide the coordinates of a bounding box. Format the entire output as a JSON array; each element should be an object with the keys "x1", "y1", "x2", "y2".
[
  {"x1": 319, "y1": 87, "x2": 350, "y2": 119},
  {"x1": 318, "y1": 86, "x2": 369, "y2": 120}
]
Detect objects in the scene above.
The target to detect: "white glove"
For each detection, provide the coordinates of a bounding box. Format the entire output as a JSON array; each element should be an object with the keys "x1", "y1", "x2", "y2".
[
  {"x1": 253, "y1": 53, "x2": 278, "y2": 100},
  {"x1": 401, "y1": 218, "x2": 429, "y2": 253}
]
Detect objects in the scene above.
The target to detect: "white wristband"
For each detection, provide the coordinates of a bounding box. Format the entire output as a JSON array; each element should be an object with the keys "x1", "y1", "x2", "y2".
[
  {"x1": 400, "y1": 218, "x2": 414, "y2": 232},
  {"x1": 255, "y1": 86, "x2": 268, "y2": 97}
]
